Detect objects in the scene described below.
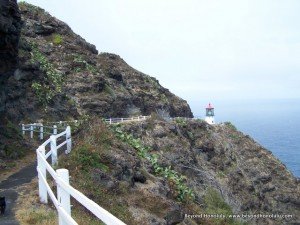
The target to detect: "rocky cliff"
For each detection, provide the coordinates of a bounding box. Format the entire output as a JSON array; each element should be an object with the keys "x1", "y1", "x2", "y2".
[
  {"x1": 60, "y1": 118, "x2": 300, "y2": 225},
  {"x1": 0, "y1": 0, "x2": 25, "y2": 164},
  {"x1": 121, "y1": 119, "x2": 300, "y2": 224},
  {"x1": 0, "y1": 0, "x2": 21, "y2": 76},
  {"x1": 1, "y1": 2, "x2": 299, "y2": 225},
  {"x1": 2, "y1": 2, "x2": 192, "y2": 123},
  {"x1": 0, "y1": 1, "x2": 192, "y2": 160}
]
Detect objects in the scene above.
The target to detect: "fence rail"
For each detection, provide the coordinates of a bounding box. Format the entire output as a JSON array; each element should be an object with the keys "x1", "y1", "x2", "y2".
[
  {"x1": 104, "y1": 115, "x2": 150, "y2": 124},
  {"x1": 22, "y1": 124, "x2": 126, "y2": 225}
]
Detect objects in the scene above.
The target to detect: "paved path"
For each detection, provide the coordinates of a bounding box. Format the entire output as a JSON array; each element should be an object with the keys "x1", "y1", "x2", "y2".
[{"x1": 0, "y1": 162, "x2": 37, "y2": 225}]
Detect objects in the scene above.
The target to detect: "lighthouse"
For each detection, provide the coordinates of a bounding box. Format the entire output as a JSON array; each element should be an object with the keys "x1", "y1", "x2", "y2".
[{"x1": 205, "y1": 103, "x2": 215, "y2": 125}]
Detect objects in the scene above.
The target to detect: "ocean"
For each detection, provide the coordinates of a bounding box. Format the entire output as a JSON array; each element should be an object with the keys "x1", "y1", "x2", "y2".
[{"x1": 190, "y1": 99, "x2": 300, "y2": 178}]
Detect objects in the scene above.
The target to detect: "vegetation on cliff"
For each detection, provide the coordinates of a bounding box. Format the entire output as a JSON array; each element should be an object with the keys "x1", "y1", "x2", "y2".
[
  {"x1": 0, "y1": 2, "x2": 299, "y2": 225},
  {"x1": 57, "y1": 119, "x2": 248, "y2": 225}
]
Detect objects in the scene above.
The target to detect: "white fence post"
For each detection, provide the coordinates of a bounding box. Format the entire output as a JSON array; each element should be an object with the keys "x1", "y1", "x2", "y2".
[
  {"x1": 53, "y1": 125, "x2": 57, "y2": 135},
  {"x1": 22, "y1": 124, "x2": 25, "y2": 135},
  {"x1": 40, "y1": 124, "x2": 44, "y2": 140},
  {"x1": 121, "y1": 118, "x2": 124, "y2": 122},
  {"x1": 66, "y1": 126, "x2": 71, "y2": 154},
  {"x1": 37, "y1": 146, "x2": 48, "y2": 204},
  {"x1": 57, "y1": 169, "x2": 71, "y2": 225},
  {"x1": 143, "y1": 116, "x2": 146, "y2": 120},
  {"x1": 109, "y1": 118, "x2": 112, "y2": 124},
  {"x1": 30, "y1": 124, "x2": 34, "y2": 138},
  {"x1": 51, "y1": 135, "x2": 58, "y2": 166}
]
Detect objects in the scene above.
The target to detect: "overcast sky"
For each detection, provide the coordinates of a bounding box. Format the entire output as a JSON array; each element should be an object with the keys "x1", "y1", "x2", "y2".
[{"x1": 20, "y1": 0, "x2": 300, "y2": 105}]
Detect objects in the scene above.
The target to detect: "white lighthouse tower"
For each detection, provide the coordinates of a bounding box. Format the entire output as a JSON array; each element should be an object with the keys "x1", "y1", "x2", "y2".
[{"x1": 205, "y1": 103, "x2": 215, "y2": 125}]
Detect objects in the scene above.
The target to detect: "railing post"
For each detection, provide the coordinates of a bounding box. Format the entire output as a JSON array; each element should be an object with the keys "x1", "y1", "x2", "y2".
[
  {"x1": 57, "y1": 169, "x2": 71, "y2": 225},
  {"x1": 37, "y1": 146, "x2": 48, "y2": 204},
  {"x1": 66, "y1": 126, "x2": 72, "y2": 154},
  {"x1": 30, "y1": 124, "x2": 34, "y2": 138},
  {"x1": 121, "y1": 118, "x2": 124, "y2": 122},
  {"x1": 144, "y1": 116, "x2": 146, "y2": 120},
  {"x1": 109, "y1": 118, "x2": 112, "y2": 124},
  {"x1": 40, "y1": 124, "x2": 44, "y2": 140},
  {"x1": 50, "y1": 135, "x2": 58, "y2": 166},
  {"x1": 22, "y1": 124, "x2": 25, "y2": 135},
  {"x1": 138, "y1": 116, "x2": 140, "y2": 121},
  {"x1": 53, "y1": 125, "x2": 57, "y2": 135}
]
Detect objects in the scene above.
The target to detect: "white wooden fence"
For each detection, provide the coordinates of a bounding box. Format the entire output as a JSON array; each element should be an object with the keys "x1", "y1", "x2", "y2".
[
  {"x1": 105, "y1": 115, "x2": 150, "y2": 124},
  {"x1": 22, "y1": 124, "x2": 126, "y2": 225}
]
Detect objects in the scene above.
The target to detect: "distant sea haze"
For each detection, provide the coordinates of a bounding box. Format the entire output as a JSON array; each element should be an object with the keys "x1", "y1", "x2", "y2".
[{"x1": 191, "y1": 99, "x2": 300, "y2": 177}]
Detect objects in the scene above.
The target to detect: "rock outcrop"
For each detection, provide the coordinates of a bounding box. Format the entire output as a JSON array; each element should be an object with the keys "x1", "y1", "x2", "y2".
[
  {"x1": 0, "y1": 0, "x2": 21, "y2": 116},
  {"x1": 0, "y1": 0, "x2": 21, "y2": 76},
  {"x1": 2, "y1": 2, "x2": 192, "y2": 124},
  {"x1": 119, "y1": 119, "x2": 300, "y2": 224}
]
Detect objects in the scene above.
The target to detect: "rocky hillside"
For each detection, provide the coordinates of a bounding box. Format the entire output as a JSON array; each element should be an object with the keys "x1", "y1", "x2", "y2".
[
  {"x1": 60, "y1": 118, "x2": 300, "y2": 225},
  {"x1": 1, "y1": 2, "x2": 299, "y2": 225},
  {"x1": 123, "y1": 118, "x2": 300, "y2": 224},
  {"x1": 2, "y1": 1, "x2": 192, "y2": 123},
  {"x1": 0, "y1": 1, "x2": 192, "y2": 160}
]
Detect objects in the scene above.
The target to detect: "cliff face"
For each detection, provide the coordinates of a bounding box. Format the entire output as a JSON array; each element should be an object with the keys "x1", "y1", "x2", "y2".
[
  {"x1": 0, "y1": 2, "x2": 191, "y2": 160},
  {"x1": 62, "y1": 119, "x2": 300, "y2": 225},
  {"x1": 0, "y1": 0, "x2": 26, "y2": 163},
  {"x1": 2, "y1": 2, "x2": 192, "y2": 124},
  {"x1": 121, "y1": 119, "x2": 300, "y2": 224},
  {"x1": 0, "y1": 0, "x2": 21, "y2": 113},
  {"x1": 0, "y1": 0, "x2": 21, "y2": 75}
]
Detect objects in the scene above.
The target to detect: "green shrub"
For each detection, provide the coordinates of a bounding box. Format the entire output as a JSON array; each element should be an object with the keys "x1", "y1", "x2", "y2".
[
  {"x1": 3, "y1": 145, "x2": 26, "y2": 159},
  {"x1": 110, "y1": 124, "x2": 195, "y2": 202},
  {"x1": 52, "y1": 34, "x2": 63, "y2": 45},
  {"x1": 30, "y1": 43, "x2": 63, "y2": 106},
  {"x1": 73, "y1": 54, "x2": 98, "y2": 74},
  {"x1": 175, "y1": 118, "x2": 187, "y2": 126}
]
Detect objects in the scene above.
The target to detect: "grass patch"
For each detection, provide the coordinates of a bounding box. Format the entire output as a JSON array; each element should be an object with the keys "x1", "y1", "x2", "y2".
[
  {"x1": 15, "y1": 180, "x2": 57, "y2": 225},
  {"x1": 204, "y1": 188, "x2": 247, "y2": 225},
  {"x1": 72, "y1": 143, "x2": 109, "y2": 172},
  {"x1": 103, "y1": 84, "x2": 116, "y2": 99},
  {"x1": 18, "y1": 208, "x2": 57, "y2": 225},
  {"x1": 52, "y1": 34, "x2": 63, "y2": 45}
]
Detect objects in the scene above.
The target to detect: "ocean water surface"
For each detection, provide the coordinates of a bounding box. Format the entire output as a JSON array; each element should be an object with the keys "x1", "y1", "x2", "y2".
[{"x1": 191, "y1": 99, "x2": 300, "y2": 177}]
